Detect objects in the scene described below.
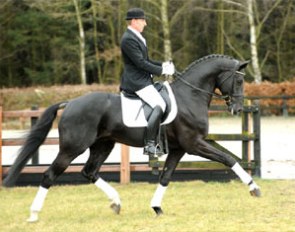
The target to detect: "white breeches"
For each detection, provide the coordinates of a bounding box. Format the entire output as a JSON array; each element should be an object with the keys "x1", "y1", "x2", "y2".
[{"x1": 136, "y1": 85, "x2": 166, "y2": 112}]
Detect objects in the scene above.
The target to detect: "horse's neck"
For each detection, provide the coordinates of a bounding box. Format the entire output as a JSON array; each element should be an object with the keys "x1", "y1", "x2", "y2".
[
  {"x1": 185, "y1": 65, "x2": 218, "y2": 93},
  {"x1": 171, "y1": 76, "x2": 214, "y2": 107},
  {"x1": 172, "y1": 56, "x2": 237, "y2": 111}
]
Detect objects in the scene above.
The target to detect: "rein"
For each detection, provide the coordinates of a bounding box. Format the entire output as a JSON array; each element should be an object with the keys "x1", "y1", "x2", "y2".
[{"x1": 173, "y1": 71, "x2": 230, "y2": 100}]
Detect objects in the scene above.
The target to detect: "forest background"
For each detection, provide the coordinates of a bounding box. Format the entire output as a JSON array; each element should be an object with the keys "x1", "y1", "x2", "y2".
[{"x1": 0, "y1": 0, "x2": 294, "y2": 88}]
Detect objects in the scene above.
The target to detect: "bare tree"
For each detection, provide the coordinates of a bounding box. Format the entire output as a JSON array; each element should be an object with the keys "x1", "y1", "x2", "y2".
[
  {"x1": 72, "y1": 0, "x2": 86, "y2": 84},
  {"x1": 24, "y1": 0, "x2": 87, "y2": 84},
  {"x1": 221, "y1": 0, "x2": 283, "y2": 83},
  {"x1": 273, "y1": 0, "x2": 292, "y2": 82},
  {"x1": 146, "y1": 0, "x2": 172, "y2": 62},
  {"x1": 91, "y1": 0, "x2": 101, "y2": 82},
  {"x1": 160, "y1": 0, "x2": 172, "y2": 61},
  {"x1": 247, "y1": 0, "x2": 262, "y2": 83},
  {"x1": 217, "y1": 0, "x2": 225, "y2": 54}
]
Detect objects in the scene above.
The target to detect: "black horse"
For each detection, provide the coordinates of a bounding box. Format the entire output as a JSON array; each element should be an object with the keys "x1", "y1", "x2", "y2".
[{"x1": 3, "y1": 54, "x2": 260, "y2": 222}]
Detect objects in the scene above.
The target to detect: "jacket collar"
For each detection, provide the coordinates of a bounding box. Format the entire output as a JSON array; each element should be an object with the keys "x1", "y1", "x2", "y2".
[{"x1": 127, "y1": 27, "x2": 146, "y2": 47}]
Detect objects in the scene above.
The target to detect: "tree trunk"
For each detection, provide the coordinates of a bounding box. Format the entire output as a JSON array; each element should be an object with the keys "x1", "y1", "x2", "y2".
[
  {"x1": 73, "y1": 0, "x2": 86, "y2": 84},
  {"x1": 247, "y1": 0, "x2": 262, "y2": 83},
  {"x1": 91, "y1": 0, "x2": 101, "y2": 83},
  {"x1": 160, "y1": 0, "x2": 172, "y2": 61},
  {"x1": 217, "y1": 0, "x2": 224, "y2": 54},
  {"x1": 275, "y1": 0, "x2": 291, "y2": 82}
]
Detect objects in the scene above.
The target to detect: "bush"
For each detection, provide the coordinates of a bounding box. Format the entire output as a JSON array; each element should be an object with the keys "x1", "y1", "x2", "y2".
[{"x1": 1, "y1": 80, "x2": 295, "y2": 115}]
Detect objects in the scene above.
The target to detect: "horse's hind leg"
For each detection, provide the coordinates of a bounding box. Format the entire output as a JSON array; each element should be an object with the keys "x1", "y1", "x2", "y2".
[
  {"x1": 27, "y1": 151, "x2": 76, "y2": 222},
  {"x1": 82, "y1": 140, "x2": 121, "y2": 214}
]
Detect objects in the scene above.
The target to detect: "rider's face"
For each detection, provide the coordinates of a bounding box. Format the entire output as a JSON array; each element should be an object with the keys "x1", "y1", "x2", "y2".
[{"x1": 131, "y1": 19, "x2": 147, "y2": 33}]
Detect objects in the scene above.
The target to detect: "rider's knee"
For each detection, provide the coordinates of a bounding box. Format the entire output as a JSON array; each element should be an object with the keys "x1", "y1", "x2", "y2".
[
  {"x1": 157, "y1": 101, "x2": 166, "y2": 113},
  {"x1": 154, "y1": 105, "x2": 164, "y2": 114}
]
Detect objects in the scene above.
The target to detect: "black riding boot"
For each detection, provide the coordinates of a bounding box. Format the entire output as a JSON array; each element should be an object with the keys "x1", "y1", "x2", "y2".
[{"x1": 144, "y1": 106, "x2": 164, "y2": 157}]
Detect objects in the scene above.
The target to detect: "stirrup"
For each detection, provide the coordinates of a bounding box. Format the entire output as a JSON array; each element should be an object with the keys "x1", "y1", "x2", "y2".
[{"x1": 144, "y1": 143, "x2": 164, "y2": 157}]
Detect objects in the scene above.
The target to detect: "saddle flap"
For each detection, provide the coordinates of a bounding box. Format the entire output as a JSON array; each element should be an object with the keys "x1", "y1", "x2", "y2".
[{"x1": 121, "y1": 81, "x2": 178, "y2": 127}]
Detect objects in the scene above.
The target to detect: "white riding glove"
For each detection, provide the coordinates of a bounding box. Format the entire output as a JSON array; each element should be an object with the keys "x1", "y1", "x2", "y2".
[{"x1": 162, "y1": 61, "x2": 175, "y2": 75}]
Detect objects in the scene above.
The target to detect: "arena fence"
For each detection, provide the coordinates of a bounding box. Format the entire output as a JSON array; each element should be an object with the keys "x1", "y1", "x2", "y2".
[
  {"x1": 0, "y1": 103, "x2": 261, "y2": 186},
  {"x1": 245, "y1": 95, "x2": 295, "y2": 116}
]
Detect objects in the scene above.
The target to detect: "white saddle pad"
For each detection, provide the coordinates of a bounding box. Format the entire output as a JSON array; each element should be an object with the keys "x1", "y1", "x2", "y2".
[{"x1": 121, "y1": 81, "x2": 178, "y2": 127}]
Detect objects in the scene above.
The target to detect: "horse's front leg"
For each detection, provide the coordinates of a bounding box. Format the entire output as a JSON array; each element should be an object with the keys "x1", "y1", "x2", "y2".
[
  {"x1": 190, "y1": 138, "x2": 261, "y2": 197},
  {"x1": 150, "y1": 149, "x2": 184, "y2": 215}
]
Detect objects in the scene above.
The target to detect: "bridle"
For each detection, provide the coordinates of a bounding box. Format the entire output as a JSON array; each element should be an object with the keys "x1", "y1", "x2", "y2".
[{"x1": 173, "y1": 70, "x2": 245, "y2": 103}]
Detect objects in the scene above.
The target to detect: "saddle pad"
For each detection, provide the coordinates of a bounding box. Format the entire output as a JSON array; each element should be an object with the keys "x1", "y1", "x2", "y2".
[{"x1": 121, "y1": 81, "x2": 178, "y2": 127}]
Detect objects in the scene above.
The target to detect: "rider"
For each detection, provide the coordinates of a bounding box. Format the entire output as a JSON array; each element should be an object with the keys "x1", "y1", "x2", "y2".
[{"x1": 120, "y1": 8, "x2": 175, "y2": 157}]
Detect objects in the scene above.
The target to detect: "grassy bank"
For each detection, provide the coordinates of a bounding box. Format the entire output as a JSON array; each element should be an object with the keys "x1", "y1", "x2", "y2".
[
  {"x1": 0, "y1": 84, "x2": 119, "y2": 111},
  {"x1": 1, "y1": 81, "x2": 295, "y2": 112},
  {"x1": 0, "y1": 180, "x2": 294, "y2": 231}
]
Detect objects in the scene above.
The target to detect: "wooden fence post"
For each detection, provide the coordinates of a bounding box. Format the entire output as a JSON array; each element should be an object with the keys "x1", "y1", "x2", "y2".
[
  {"x1": 282, "y1": 95, "x2": 288, "y2": 117},
  {"x1": 242, "y1": 100, "x2": 253, "y2": 174},
  {"x1": 253, "y1": 105, "x2": 261, "y2": 177},
  {"x1": 242, "y1": 106, "x2": 249, "y2": 163},
  {"x1": 0, "y1": 106, "x2": 3, "y2": 186},
  {"x1": 31, "y1": 105, "x2": 39, "y2": 165},
  {"x1": 120, "y1": 144, "x2": 130, "y2": 184}
]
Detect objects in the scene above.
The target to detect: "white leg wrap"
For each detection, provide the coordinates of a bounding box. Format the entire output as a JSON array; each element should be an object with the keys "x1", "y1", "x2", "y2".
[
  {"x1": 231, "y1": 163, "x2": 252, "y2": 185},
  {"x1": 27, "y1": 186, "x2": 48, "y2": 222},
  {"x1": 95, "y1": 178, "x2": 121, "y2": 205},
  {"x1": 150, "y1": 184, "x2": 167, "y2": 208},
  {"x1": 30, "y1": 186, "x2": 49, "y2": 212}
]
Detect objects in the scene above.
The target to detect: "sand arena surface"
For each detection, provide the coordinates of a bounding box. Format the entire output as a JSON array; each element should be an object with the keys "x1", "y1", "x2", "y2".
[{"x1": 2, "y1": 116, "x2": 295, "y2": 179}]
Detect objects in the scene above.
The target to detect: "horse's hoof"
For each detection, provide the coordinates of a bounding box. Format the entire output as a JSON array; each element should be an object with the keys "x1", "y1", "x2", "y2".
[
  {"x1": 250, "y1": 188, "x2": 261, "y2": 197},
  {"x1": 152, "y1": 206, "x2": 164, "y2": 216},
  {"x1": 27, "y1": 211, "x2": 39, "y2": 223},
  {"x1": 110, "y1": 203, "x2": 121, "y2": 214},
  {"x1": 151, "y1": 167, "x2": 160, "y2": 176}
]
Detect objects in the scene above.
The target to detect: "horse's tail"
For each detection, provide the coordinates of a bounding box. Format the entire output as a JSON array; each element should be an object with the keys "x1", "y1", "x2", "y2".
[{"x1": 3, "y1": 101, "x2": 67, "y2": 187}]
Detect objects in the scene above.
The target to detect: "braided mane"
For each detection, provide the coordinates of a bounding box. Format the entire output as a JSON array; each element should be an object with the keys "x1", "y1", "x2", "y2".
[{"x1": 180, "y1": 54, "x2": 235, "y2": 75}]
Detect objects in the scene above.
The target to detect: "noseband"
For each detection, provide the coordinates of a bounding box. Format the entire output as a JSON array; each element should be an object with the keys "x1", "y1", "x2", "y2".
[{"x1": 218, "y1": 70, "x2": 245, "y2": 98}]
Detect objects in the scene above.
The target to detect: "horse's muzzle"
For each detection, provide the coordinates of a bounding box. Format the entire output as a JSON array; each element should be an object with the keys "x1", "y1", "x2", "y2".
[{"x1": 228, "y1": 103, "x2": 243, "y2": 115}]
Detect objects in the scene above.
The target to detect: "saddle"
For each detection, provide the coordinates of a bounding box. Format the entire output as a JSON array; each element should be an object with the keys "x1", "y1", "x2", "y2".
[{"x1": 120, "y1": 81, "x2": 177, "y2": 128}]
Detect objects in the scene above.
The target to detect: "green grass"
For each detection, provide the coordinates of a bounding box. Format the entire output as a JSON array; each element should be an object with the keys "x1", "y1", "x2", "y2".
[{"x1": 0, "y1": 180, "x2": 295, "y2": 232}]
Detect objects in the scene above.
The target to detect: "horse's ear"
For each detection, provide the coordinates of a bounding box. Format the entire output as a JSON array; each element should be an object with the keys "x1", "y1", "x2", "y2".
[{"x1": 238, "y1": 60, "x2": 250, "y2": 70}]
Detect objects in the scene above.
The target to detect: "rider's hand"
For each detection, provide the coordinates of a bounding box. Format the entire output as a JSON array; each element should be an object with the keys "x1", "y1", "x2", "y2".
[{"x1": 162, "y1": 61, "x2": 175, "y2": 75}]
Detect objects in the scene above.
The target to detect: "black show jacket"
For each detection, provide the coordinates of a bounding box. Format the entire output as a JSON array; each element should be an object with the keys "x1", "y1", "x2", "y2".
[{"x1": 120, "y1": 29, "x2": 162, "y2": 93}]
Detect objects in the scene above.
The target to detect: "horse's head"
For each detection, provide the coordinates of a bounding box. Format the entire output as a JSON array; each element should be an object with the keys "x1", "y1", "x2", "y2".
[
  {"x1": 217, "y1": 60, "x2": 249, "y2": 115},
  {"x1": 173, "y1": 55, "x2": 249, "y2": 115}
]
